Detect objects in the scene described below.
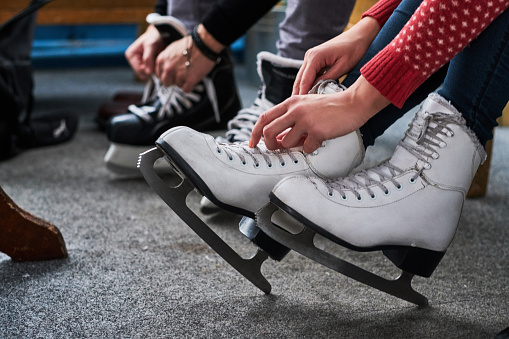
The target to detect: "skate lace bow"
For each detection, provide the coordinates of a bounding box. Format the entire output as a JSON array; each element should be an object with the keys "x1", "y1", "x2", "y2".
[
  {"x1": 215, "y1": 140, "x2": 300, "y2": 168},
  {"x1": 326, "y1": 111, "x2": 457, "y2": 200}
]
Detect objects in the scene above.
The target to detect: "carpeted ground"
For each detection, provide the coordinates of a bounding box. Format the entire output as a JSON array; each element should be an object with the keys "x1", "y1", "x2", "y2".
[{"x1": 0, "y1": 65, "x2": 507, "y2": 338}]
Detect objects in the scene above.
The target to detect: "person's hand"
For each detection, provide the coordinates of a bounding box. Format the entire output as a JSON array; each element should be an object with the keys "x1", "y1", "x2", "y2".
[
  {"x1": 293, "y1": 17, "x2": 381, "y2": 95},
  {"x1": 250, "y1": 76, "x2": 391, "y2": 153},
  {"x1": 125, "y1": 25, "x2": 165, "y2": 81},
  {"x1": 155, "y1": 24, "x2": 224, "y2": 93}
]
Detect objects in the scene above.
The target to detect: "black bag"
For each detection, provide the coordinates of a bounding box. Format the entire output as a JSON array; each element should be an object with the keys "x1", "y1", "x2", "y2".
[{"x1": 0, "y1": 0, "x2": 78, "y2": 160}]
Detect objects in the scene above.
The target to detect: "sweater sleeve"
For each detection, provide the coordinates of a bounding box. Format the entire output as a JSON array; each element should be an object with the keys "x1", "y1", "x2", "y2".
[
  {"x1": 201, "y1": 0, "x2": 281, "y2": 46},
  {"x1": 361, "y1": 0, "x2": 509, "y2": 108},
  {"x1": 362, "y1": 0, "x2": 402, "y2": 28}
]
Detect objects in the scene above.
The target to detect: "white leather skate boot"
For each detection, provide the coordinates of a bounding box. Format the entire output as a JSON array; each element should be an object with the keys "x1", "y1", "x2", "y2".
[
  {"x1": 269, "y1": 93, "x2": 487, "y2": 277},
  {"x1": 156, "y1": 81, "x2": 365, "y2": 218}
]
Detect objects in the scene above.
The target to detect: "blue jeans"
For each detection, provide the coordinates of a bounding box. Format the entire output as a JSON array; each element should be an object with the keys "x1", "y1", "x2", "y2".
[{"x1": 342, "y1": 0, "x2": 509, "y2": 149}]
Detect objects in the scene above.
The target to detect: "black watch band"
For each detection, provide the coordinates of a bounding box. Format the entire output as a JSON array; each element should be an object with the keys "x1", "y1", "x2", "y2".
[{"x1": 191, "y1": 25, "x2": 222, "y2": 63}]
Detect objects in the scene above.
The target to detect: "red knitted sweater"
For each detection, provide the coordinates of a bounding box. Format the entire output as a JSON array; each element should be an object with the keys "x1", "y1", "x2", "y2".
[{"x1": 361, "y1": 0, "x2": 509, "y2": 108}]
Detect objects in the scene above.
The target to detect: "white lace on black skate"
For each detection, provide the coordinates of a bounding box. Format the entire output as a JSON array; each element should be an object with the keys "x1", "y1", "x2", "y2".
[
  {"x1": 223, "y1": 93, "x2": 274, "y2": 143},
  {"x1": 215, "y1": 140, "x2": 302, "y2": 169},
  {"x1": 324, "y1": 110, "x2": 460, "y2": 201},
  {"x1": 129, "y1": 76, "x2": 220, "y2": 124}
]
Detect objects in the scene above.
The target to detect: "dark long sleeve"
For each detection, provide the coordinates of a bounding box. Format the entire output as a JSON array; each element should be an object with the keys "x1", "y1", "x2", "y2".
[
  {"x1": 154, "y1": 0, "x2": 167, "y2": 15},
  {"x1": 201, "y1": 0, "x2": 281, "y2": 46}
]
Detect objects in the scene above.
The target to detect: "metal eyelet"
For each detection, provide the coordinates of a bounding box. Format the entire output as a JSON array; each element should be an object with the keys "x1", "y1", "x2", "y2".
[
  {"x1": 328, "y1": 191, "x2": 334, "y2": 197},
  {"x1": 241, "y1": 160, "x2": 247, "y2": 167},
  {"x1": 409, "y1": 177, "x2": 417, "y2": 184},
  {"x1": 293, "y1": 159, "x2": 300, "y2": 165},
  {"x1": 228, "y1": 156, "x2": 234, "y2": 162},
  {"x1": 267, "y1": 163, "x2": 273, "y2": 169},
  {"x1": 356, "y1": 195, "x2": 363, "y2": 202},
  {"x1": 423, "y1": 163, "x2": 432, "y2": 170},
  {"x1": 431, "y1": 152, "x2": 439, "y2": 159},
  {"x1": 280, "y1": 161, "x2": 286, "y2": 167},
  {"x1": 341, "y1": 194, "x2": 348, "y2": 201},
  {"x1": 216, "y1": 148, "x2": 222, "y2": 154},
  {"x1": 370, "y1": 193, "x2": 377, "y2": 200},
  {"x1": 383, "y1": 189, "x2": 391, "y2": 197},
  {"x1": 253, "y1": 162, "x2": 261, "y2": 169},
  {"x1": 396, "y1": 183, "x2": 403, "y2": 191},
  {"x1": 439, "y1": 141, "x2": 447, "y2": 148}
]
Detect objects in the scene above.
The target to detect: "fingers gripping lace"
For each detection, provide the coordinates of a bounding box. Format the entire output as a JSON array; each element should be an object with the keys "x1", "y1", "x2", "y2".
[
  {"x1": 326, "y1": 111, "x2": 455, "y2": 200},
  {"x1": 215, "y1": 140, "x2": 298, "y2": 168}
]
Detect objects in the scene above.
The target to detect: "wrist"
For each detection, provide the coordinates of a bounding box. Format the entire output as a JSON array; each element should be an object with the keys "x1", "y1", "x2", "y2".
[
  {"x1": 348, "y1": 76, "x2": 390, "y2": 122},
  {"x1": 192, "y1": 24, "x2": 224, "y2": 63},
  {"x1": 196, "y1": 24, "x2": 224, "y2": 53}
]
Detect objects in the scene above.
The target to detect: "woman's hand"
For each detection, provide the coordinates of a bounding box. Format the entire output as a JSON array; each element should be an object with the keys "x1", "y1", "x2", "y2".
[
  {"x1": 125, "y1": 25, "x2": 165, "y2": 81},
  {"x1": 250, "y1": 76, "x2": 391, "y2": 153},
  {"x1": 155, "y1": 24, "x2": 224, "y2": 92},
  {"x1": 293, "y1": 17, "x2": 381, "y2": 96}
]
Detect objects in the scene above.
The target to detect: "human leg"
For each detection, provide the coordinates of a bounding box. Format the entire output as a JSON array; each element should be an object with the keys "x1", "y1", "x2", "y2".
[
  {"x1": 276, "y1": 0, "x2": 356, "y2": 60},
  {"x1": 437, "y1": 7, "x2": 509, "y2": 148}
]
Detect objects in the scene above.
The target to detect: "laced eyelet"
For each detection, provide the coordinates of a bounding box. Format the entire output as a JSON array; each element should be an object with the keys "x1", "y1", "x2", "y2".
[
  {"x1": 280, "y1": 161, "x2": 287, "y2": 168},
  {"x1": 293, "y1": 159, "x2": 300, "y2": 165},
  {"x1": 431, "y1": 152, "x2": 439, "y2": 159},
  {"x1": 383, "y1": 189, "x2": 391, "y2": 196},
  {"x1": 370, "y1": 193, "x2": 377, "y2": 200},
  {"x1": 423, "y1": 162, "x2": 432, "y2": 170},
  {"x1": 228, "y1": 156, "x2": 234, "y2": 162},
  {"x1": 439, "y1": 141, "x2": 447, "y2": 148},
  {"x1": 446, "y1": 131, "x2": 454, "y2": 137},
  {"x1": 216, "y1": 148, "x2": 222, "y2": 154},
  {"x1": 396, "y1": 183, "x2": 403, "y2": 191},
  {"x1": 312, "y1": 150, "x2": 319, "y2": 156},
  {"x1": 241, "y1": 160, "x2": 247, "y2": 167},
  {"x1": 409, "y1": 177, "x2": 417, "y2": 184},
  {"x1": 341, "y1": 194, "x2": 348, "y2": 201},
  {"x1": 267, "y1": 163, "x2": 273, "y2": 169},
  {"x1": 328, "y1": 191, "x2": 334, "y2": 197},
  {"x1": 356, "y1": 195, "x2": 363, "y2": 202},
  {"x1": 253, "y1": 162, "x2": 261, "y2": 169}
]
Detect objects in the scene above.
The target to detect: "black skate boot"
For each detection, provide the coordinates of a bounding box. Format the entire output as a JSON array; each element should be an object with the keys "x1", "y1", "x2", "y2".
[
  {"x1": 104, "y1": 19, "x2": 241, "y2": 175},
  {"x1": 96, "y1": 13, "x2": 188, "y2": 130}
]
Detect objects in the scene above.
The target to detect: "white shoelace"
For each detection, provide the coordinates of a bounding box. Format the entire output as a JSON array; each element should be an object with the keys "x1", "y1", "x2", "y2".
[
  {"x1": 326, "y1": 111, "x2": 458, "y2": 200},
  {"x1": 224, "y1": 94, "x2": 274, "y2": 143},
  {"x1": 215, "y1": 140, "x2": 300, "y2": 168},
  {"x1": 129, "y1": 76, "x2": 220, "y2": 124}
]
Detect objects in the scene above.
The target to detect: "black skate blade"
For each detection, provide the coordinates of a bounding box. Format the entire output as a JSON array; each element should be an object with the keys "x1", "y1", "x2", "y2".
[
  {"x1": 138, "y1": 147, "x2": 272, "y2": 294},
  {"x1": 255, "y1": 203, "x2": 429, "y2": 306}
]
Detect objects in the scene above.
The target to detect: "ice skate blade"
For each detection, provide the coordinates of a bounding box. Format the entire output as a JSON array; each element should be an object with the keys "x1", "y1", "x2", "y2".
[
  {"x1": 256, "y1": 203, "x2": 429, "y2": 306},
  {"x1": 138, "y1": 147, "x2": 272, "y2": 294}
]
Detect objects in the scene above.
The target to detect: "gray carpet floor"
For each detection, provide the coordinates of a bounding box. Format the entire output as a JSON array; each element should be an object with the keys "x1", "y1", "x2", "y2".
[{"x1": 0, "y1": 65, "x2": 508, "y2": 338}]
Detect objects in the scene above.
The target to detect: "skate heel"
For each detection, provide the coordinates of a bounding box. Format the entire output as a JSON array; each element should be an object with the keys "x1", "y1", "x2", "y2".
[{"x1": 383, "y1": 247, "x2": 445, "y2": 278}]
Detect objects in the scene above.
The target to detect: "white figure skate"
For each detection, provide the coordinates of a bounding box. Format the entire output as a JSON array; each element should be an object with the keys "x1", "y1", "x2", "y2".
[
  {"x1": 138, "y1": 80, "x2": 364, "y2": 294},
  {"x1": 255, "y1": 94, "x2": 486, "y2": 305}
]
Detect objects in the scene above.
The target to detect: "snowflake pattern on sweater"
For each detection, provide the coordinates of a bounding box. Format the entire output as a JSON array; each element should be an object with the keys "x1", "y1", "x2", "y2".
[{"x1": 361, "y1": 0, "x2": 509, "y2": 108}]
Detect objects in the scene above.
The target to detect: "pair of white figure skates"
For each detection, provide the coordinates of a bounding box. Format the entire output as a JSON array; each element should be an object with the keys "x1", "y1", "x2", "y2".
[{"x1": 138, "y1": 80, "x2": 486, "y2": 306}]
